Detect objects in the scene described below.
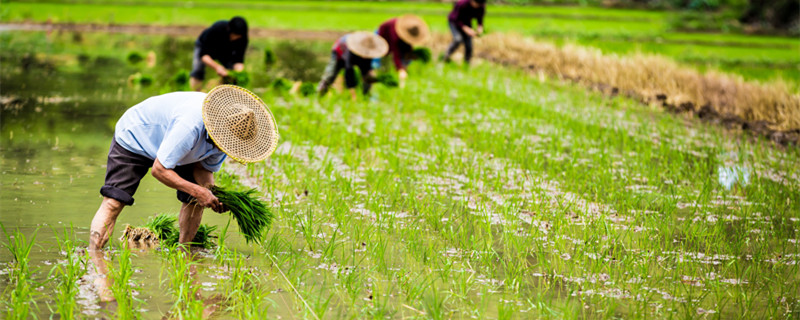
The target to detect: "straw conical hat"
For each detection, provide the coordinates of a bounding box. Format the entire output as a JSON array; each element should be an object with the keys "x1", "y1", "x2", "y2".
[
  {"x1": 395, "y1": 15, "x2": 430, "y2": 46},
  {"x1": 345, "y1": 32, "x2": 389, "y2": 59},
  {"x1": 202, "y1": 85, "x2": 279, "y2": 163}
]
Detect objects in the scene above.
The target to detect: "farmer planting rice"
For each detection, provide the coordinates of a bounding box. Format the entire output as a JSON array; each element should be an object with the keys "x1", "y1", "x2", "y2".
[
  {"x1": 317, "y1": 31, "x2": 389, "y2": 101},
  {"x1": 87, "y1": 85, "x2": 278, "y2": 300},
  {"x1": 190, "y1": 16, "x2": 249, "y2": 91},
  {"x1": 89, "y1": 85, "x2": 277, "y2": 249},
  {"x1": 374, "y1": 15, "x2": 431, "y2": 88},
  {"x1": 442, "y1": 0, "x2": 486, "y2": 65}
]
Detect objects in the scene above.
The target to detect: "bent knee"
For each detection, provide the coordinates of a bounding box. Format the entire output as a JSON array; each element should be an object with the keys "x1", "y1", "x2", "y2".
[{"x1": 102, "y1": 197, "x2": 125, "y2": 212}]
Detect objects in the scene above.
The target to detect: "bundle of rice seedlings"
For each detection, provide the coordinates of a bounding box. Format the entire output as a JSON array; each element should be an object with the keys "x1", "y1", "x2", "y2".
[
  {"x1": 223, "y1": 71, "x2": 251, "y2": 87},
  {"x1": 211, "y1": 186, "x2": 274, "y2": 244},
  {"x1": 142, "y1": 214, "x2": 178, "y2": 241},
  {"x1": 264, "y1": 48, "x2": 277, "y2": 67},
  {"x1": 412, "y1": 47, "x2": 432, "y2": 63},
  {"x1": 299, "y1": 82, "x2": 316, "y2": 97},
  {"x1": 271, "y1": 77, "x2": 293, "y2": 92},
  {"x1": 127, "y1": 51, "x2": 144, "y2": 65},
  {"x1": 119, "y1": 213, "x2": 176, "y2": 244},
  {"x1": 171, "y1": 69, "x2": 190, "y2": 91},
  {"x1": 376, "y1": 73, "x2": 399, "y2": 87}
]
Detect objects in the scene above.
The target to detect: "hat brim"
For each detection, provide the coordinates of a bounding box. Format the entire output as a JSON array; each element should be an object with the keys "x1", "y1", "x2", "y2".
[
  {"x1": 203, "y1": 85, "x2": 279, "y2": 163},
  {"x1": 346, "y1": 31, "x2": 389, "y2": 59},
  {"x1": 395, "y1": 15, "x2": 430, "y2": 47}
]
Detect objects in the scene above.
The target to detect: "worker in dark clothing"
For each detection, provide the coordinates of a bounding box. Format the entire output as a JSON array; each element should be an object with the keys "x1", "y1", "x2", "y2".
[
  {"x1": 374, "y1": 15, "x2": 430, "y2": 88},
  {"x1": 443, "y1": 0, "x2": 486, "y2": 64},
  {"x1": 190, "y1": 16, "x2": 249, "y2": 91},
  {"x1": 318, "y1": 32, "x2": 389, "y2": 101}
]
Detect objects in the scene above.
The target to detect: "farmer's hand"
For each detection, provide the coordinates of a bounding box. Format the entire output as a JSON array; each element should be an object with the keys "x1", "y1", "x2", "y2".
[
  {"x1": 398, "y1": 69, "x2": 408, "y2": 89},
  {"x1": 194, "y1": 187, "x2": 224, "y2": 212},
  {"x1": 463, "y1": 26, "x2": 477, "y2": 37},
  {"x1": 477, "y1": 26, "x2": 484, "y2": 36},
  {"x1": 215, "y1": 66, "x2": 229, "y2": 77}
]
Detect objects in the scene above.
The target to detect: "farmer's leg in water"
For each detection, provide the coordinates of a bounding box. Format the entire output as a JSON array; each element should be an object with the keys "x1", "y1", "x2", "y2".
[
  {"x1": 88, "y1": 196, "x2": 123, "y2": 302},
  {"x1": 444, "y1": 21, "x2": 463, "y2": 61},
  {"x1": 91, "y1": 139, "x2": 152, "y2": 249},
  {"x1": 318, "y1": 52, "x2": 344, "y2": 96},
  {"x1": 174, "y1": 163, "x2": 216, "y2": 245},
  {"x1": 89, "y1": 197, "x2": 124, "y2": 250},
  {"x1": 179, "y1": 203, "x2": 204, "y2": 245},
  {"x1": 463, "y1": 32, "x2": 474, "y2": 63}
]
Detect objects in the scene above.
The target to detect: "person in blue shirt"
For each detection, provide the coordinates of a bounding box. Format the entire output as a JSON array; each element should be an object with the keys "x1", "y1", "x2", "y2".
[
  {"x1": 87, "y1": 85, "x2": 278, "y2": 300},
  {"x1": 89, "y1": 85, "x2": 278, "y2": 249}
]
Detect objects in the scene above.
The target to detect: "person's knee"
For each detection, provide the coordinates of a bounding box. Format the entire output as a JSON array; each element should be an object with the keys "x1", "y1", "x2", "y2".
[{"x1": 101, "y1": 197, "x2": 125, "y2": 214}]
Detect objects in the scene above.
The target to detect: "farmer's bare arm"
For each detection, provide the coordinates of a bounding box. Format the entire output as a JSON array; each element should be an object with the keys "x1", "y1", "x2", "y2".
[
  {"x1": 201, "y1": 54, "x2": 228, "y2": 77},
  {"x1": 462, "y1": 26, "x2": 477, "y2": 37},
  {"x1": 233, "y1": 63, "x2": 244, "y2": 72},
  {"x1": 151, "y1": 158, "x2": 223, "y2": 211},
  {"x1": 398, "y1": 69, "x2": 408, "y2": 89}
]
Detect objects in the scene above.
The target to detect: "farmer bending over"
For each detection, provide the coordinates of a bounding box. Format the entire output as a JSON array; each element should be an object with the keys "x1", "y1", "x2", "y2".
[
  {"x1": 190, "y1": 17, "x2": 249, "y2": 91},
  {"x1": 88, "y1": 85, "x2": 278, "y2": 299},
  {"x1": 442, "y1": 0, "x2": 486, "y2": 65},
  {"x1": 318, "y1": 32, "x2": 389, "y2": 101},
  {"x1": 374, "y1": 15, "x2": 430, "y2": 88}
]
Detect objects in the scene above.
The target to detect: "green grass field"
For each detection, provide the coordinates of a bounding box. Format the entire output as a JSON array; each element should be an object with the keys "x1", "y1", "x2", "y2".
[
  {"x1": 2, "y1": 0, "x2": 799, "y2": 84},
  {"x1": 1, "y1": 28, "x2": 798, "y2": 318}
]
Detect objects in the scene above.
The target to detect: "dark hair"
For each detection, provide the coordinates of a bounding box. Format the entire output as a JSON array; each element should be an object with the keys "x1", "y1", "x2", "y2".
[
  {"x1": 229, "y1": 16, "x2": 248, "y2": 36},
  {"x1": 474, "y1": 0, "x2": 487, "y2": 4}
]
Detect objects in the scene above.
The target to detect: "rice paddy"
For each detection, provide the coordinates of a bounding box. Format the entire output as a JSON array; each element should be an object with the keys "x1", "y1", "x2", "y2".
[{"x1": 1, "y1": 4, "x2": 799, "y2": 319}]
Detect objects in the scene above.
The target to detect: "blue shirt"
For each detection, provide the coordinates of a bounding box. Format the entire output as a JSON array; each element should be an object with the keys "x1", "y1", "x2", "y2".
[{"x1": 114, "y1": 92, "x2": 227, "y2": 172}]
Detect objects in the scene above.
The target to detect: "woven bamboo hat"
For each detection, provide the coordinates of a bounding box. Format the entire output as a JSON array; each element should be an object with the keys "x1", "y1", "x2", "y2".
[
  {"x1": 395, "y1": 15, "x2": 430, "y2": 46},
  {"x1": 345, "y1": 32, "x2": 389, "y2": 59},
  {"x1": 202, "y1": 85, "x2": 279, "y2": 163}
]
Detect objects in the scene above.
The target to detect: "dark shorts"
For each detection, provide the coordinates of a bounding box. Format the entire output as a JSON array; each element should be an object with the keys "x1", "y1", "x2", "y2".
[{"x1": 100, "y1": 139, "x2": 197, "y2": 206}]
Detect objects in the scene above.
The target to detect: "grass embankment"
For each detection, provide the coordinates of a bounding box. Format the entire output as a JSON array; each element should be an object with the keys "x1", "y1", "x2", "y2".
[
  {"x1": 3, "y1": 0, "x2": 798, "y2": 84},
  {"x1": 451, "y1": 33, "x2": 800, "y2": 135}
]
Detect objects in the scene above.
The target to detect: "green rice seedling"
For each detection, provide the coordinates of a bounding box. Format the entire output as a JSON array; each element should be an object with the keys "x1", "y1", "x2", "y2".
[
  {"x1": 299, "y1": 82, "x2": 316, "y2": 97},
  {"x1": 1, "y1": 224, "x2": 38, "y2": 320},
  {"x1": 160, "y1": 248, "x2": 204, "y2": 319},
  {"x1": 219, "y1": 250, "x2": 271, "y2": 318},
  {"x1": 412, "y1": 47, "x2": 432, "y2": 63},
  {"x1": 211, "y1": 186, "x2": 274, "y2": 244},
  {"x1": 48, "y1": 226, "x2": 87, "y2": 319},
  {"x1": 109, "y1": 241, "x2": 139, "y2": 320}
]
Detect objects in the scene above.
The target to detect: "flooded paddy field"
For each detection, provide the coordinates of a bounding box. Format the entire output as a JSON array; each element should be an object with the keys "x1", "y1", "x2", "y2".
[{"x1": 1, "y1": 30, "x2": 799, "y2": 319}]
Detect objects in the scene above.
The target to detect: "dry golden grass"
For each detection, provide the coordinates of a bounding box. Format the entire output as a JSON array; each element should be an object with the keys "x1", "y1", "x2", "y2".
[{"x1": 432, "y1": 33, "x2": 800, "y2": 132}]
